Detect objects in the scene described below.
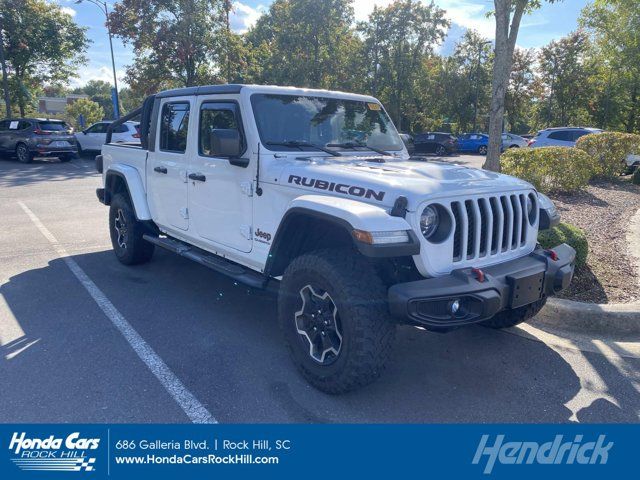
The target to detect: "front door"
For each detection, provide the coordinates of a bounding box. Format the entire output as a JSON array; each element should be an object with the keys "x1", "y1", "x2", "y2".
[
  {"x1": 146, "y1": 99, "x2": 191, "y2": 231},
  {"x1": 188, "y1": 100, "x2": 253, "y2": 253}
]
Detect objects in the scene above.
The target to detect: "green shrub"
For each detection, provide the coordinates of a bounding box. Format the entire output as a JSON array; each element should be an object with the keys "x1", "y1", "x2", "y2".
[
  {"x1": 538, "y1": 222, "x2": 588, "y2": 268},
  {"x1": 576, "y1": 132, "x2": 640, "y2": 178},
  {"x1": 633, "y1": 167, "x2": 640, "y2": 185},
  {"x1": 501, "y1": 147, "x2": 595, "y2": 193}
]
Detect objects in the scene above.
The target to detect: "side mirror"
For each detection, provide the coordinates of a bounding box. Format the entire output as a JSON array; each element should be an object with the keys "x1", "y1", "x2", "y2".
[
  {"x1": 82, "y1": 130, "x2": 88, "y2": 135},
  {"x1": 210, "y1": 129, "x2": 241, "y2": 158}
]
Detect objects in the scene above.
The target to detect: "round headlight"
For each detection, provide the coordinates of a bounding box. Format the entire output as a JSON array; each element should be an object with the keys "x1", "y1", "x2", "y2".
[{"x1": 420, "y1": 206, "x2": 439, "y2": 239}]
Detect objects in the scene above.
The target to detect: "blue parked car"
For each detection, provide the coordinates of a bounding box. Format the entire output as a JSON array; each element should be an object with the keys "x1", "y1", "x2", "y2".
[{"x1": 457, "y1": 133, "x2": 489, "y2": 155}]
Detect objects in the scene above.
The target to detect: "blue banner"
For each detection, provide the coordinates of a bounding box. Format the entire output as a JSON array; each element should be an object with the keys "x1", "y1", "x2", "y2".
[{"x1": 0, "y1": 424, "x2": 635, "y2": 479}]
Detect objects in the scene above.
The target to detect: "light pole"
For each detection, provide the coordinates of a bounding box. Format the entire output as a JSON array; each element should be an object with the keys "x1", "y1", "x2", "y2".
[
  {"x1": 75, "y1": 0, "x2": 120, "y2": 119},
  {"x1": 473, "y1": 40, "x2": 492, "y2": 132}
]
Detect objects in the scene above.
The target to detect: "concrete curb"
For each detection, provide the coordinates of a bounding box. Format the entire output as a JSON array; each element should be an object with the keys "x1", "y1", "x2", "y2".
[{"x1": 533, "y1": 208, "x2": 640, "y2": 335}]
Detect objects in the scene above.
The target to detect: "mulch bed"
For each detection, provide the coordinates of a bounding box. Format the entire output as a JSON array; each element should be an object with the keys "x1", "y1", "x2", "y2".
[{"x1": 548, "y1": 177, "x2": 640, "y2": 304}]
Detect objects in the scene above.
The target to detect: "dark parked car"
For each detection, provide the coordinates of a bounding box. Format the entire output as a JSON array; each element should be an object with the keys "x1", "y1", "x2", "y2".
[
  {"x1": 413, "y1": 132, "x2": 457, "y2": 156},
  {"x1": 0, "y1": 118, "x2": 78, "y2": 163}
]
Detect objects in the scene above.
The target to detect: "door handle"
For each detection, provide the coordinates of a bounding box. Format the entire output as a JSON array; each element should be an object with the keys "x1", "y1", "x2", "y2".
[
  {"x1": 188, "y1": 173, "x2": 206, "y2": 182},
  {"x1": 154, "y1": 166, "x2": 167, "y2": 174}
]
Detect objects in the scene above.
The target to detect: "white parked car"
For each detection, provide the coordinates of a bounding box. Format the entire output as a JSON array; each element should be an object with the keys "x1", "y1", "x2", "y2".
[
  {"x1": 96, "y1": 84, "x2": 575, "y2": 393},
  {"x1": 75, "y1": 121, "x2": 140, "y2": 154},
  {"x1": 528, "y1": 127, "x2": 602, "y2": 148},
  {"x1": 501, "y1": 133, "x2": 529, "y2": 149}
]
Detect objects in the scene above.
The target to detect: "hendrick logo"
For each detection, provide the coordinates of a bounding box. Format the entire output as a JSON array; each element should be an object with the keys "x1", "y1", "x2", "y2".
[
  {"x1": 8, "y1": 432, "x2": 100, "y2": 472},
  {"x1": 472, "y1": 434, "x2": 613, "y2": 474},
  {"x1": 288, "y1": 175, "x2": 386, "y2": 201}
]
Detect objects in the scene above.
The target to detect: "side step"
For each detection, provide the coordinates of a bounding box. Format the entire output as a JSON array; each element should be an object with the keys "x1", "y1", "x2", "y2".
[{"x1": 143, "y1": 234, "x2": 269, "y2": 289}]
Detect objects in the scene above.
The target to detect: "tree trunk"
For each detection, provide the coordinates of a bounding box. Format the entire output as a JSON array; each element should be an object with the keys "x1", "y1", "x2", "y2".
[
  {"x1": 483, "y1": 0, "x2": 527, "y2": 172},
  {"x1": 0, "y1": 24, "x2": 11, "y2": 117}
]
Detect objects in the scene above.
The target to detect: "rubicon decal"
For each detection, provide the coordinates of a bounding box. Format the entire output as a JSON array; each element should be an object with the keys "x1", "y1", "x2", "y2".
[
  {"x1": 288, "y1": 175, "x2": 386, "y2": 201},
  {"x1": 8, "y1": 432, "x2": 100, "y2": 472}
]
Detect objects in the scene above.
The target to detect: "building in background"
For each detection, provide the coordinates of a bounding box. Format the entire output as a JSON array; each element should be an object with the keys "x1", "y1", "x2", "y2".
[{"x1": 37, "y1": 94, "x2": 89, "y2": 115}]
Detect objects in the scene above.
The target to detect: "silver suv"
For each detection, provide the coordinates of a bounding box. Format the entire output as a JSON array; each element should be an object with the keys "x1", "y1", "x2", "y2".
[{"x1": 529, "y1": 127, "x2": 602, "y2": 148}]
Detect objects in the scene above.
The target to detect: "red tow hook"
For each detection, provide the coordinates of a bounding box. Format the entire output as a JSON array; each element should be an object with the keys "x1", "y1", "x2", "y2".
[
  {"x1": 545, "y1": 249, "x2": 559, "y2": 261},
  {"x1": 471, "y1": 267, "x2": 485, "y2": 282}
]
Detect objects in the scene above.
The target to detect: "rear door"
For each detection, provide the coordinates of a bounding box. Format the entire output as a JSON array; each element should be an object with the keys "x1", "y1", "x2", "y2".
[
  {"x1": 0, "y1": 120, "x2": 12, "y2": 151},
  {"x1": 188, "y1": 99, "x2": 253, "y2": 252},
  {"x1": 458, "y1": 134, "x2": 472, "y2": 151},
  {"x1": 146, "y1": 99, "x2": 192, "y2": 232}
]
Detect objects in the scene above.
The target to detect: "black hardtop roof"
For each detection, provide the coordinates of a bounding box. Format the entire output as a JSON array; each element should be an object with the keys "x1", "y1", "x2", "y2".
[{"x1": 155, "y1": 84, "x2": 245, "y2": 99}]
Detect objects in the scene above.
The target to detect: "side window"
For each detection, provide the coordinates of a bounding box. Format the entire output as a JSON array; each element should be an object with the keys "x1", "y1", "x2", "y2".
[
  {"x1": 160, "y1": 102, "x2": 190, "y2": 153},
  {"x1": 9, "y1": 120, "x2": 19, "y2": 130},
  {"x1": 86, "y1": 123, "x2": 106, "y2": 134},
  {"x1": 572, "y1": 130, "x2": 589, "y2": 141},
  {"x1": 114, "y1": 124, "x2": 129, "y2": 133},
  {"x1": 18, "y1": 121, "x2": 31, "y2": 130},
  {"x1": 548, "y1": 131, "x2": 570, "y2": 141},
  {"x1": 0, "y1": 120, "x2": 9, "y2": 131},
  {"x1": 199, "y1": 103, "x2": 242, "y2": 157}
]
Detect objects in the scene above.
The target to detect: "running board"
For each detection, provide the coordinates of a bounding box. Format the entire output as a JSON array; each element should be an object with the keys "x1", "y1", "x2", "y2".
[{"x1": 143, "y1": 234, "x2": 268, "y2": 289}]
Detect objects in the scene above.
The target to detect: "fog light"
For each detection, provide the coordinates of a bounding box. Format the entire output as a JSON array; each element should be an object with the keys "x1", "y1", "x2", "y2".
[{"x1": 450, "y1": 300, "x2": 460, "y2": 314}]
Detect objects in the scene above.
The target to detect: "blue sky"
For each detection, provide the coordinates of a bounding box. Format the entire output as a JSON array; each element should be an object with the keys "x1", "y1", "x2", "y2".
[{"x1": 58, "y1": 0, "x2": 590, "y2": 87}]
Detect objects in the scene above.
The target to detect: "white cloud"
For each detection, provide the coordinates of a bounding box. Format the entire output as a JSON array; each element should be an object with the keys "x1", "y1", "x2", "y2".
[
  {"x1": 69, "y1": 65, "x2": 126, "y2": 88},
  {"x1": 435, "y1": 0, "x2": 494, "y2": 39},
  {"x1": 230, "y1": 2, "x2": 266, "y2": 33},
  {"x1": 60, "y1": 6, "x2": 77, "y2": 17}
]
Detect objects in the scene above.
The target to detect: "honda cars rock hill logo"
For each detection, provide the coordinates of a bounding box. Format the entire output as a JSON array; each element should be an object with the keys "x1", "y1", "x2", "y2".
[
  {"x1": 8, "y1": 432, "x2": 100, "y2": 472},
  {"x1": 472, "y1": 434, "x2": 613, "y2": 474}
]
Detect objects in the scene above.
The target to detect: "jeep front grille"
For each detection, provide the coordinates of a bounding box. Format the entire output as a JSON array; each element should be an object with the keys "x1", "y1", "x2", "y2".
[{"x1": 450, "y1": 193, "x2": 532, "y2": 263}]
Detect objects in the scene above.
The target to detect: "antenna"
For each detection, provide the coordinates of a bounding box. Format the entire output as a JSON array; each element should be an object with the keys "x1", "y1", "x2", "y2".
[{"x1": 255, "y1": 142, "x2": 263, "y2": 196}]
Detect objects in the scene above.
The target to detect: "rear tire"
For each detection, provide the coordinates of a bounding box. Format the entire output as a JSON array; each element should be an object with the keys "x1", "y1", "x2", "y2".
[
  {"x1": 16, "y1": 143, "x2": 33, "y2": 164},
  {"x1": 278, "y1": 249, "x2": 396, "y2": 394},
  {"x1": 59, "y1": 155, "x2": 72, "y2": 162},
  {"x1": 481, "y1": 296, "x2": 547, "y2": 329},
  {"x1": 478, "y1": 145, "x2": 488, "y2": 155},
  {"x1": 435, "y1": 145, "x2": 446, "y2": 156},
  {"x1": 109, "y1": 193, "x2": 155, "y2": 265}
]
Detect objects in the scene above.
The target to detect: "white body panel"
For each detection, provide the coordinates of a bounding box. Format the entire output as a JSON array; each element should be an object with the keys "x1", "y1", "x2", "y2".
[{"x1": 102, "y1": 85, "x2": 542, "y2": 278}]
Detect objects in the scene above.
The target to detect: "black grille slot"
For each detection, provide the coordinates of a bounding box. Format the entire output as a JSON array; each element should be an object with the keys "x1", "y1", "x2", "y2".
[
  {"x1": 464, "y1": 200, "x2": 475, "y2": 258},
  {"x1": 478, "y1": 198, "x2": 489, "y2": 257},
  {"x1": 510, "y1": 195, "x2": 520, "y2": 248},
  {"x1": 500, "y1": 196, "x2": 510, "y2": 251},
  {"x1": 519, "y1": 194, "x2": 527, "y2": 245},
  {"x1": 489, "y1": 197, "x2": 500, "y2": 254},
  {"x1": 451, "y1": 202, "x2": 462, "y2": 261}
]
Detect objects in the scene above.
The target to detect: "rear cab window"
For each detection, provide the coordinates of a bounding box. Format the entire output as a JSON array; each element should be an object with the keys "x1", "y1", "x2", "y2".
[{"x1": 159, "y1": 102, "x2": 190, "y2": 153}]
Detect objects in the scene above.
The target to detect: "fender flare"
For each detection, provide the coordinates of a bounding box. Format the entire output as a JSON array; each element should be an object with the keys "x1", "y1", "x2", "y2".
[
  {"x1": 104, "y1": 165, "x2": 152, "y2": 220},
  {"x1": 264, "y1": 195, "x2": 419, "y2": 276}
]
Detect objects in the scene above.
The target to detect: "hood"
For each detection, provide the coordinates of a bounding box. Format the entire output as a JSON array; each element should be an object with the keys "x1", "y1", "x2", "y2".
[{"x1": 275, "y1": 155, "x2": 534, "y2": 211}]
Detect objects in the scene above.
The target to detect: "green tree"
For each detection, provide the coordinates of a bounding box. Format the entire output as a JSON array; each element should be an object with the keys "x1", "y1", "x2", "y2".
[
  {"x1": 0, "y1": 0, "x2": 89, "y2": 116},
  {"x1": 505, "y1": 48, "x2": 536, "y2": 133},
  {"x1": 73, "y1": 80, "x2": 116, "y2": 119},
  {"x1": 580, "y1": 0, "x2": 640, "y2": 133},
  {"x1": 359, "y1": 0, "x2": 449, "y2": 131},
  {"x1": 537, "y1": 30, "x2": 591, "y2": 127},
  {"x1": 248, "y1": 0, "x2": 359, "y2": 89},
  {"x1": 66, "y1": 98, "x2": 105, "y2": 129},
  {"x1": 109, "y1": 0, "x2": 228, "y2": 92}
]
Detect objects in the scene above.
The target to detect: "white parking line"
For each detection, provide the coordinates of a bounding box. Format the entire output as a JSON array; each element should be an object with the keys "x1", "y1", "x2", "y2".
[{"x1": 18, "y1": 201, "x2": 217, "y2": 424}]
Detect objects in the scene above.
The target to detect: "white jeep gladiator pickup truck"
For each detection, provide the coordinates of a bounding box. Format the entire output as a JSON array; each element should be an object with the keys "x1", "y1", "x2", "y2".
[{"x1": 96, "y1": 84, "x2": 575, "y2": 393}]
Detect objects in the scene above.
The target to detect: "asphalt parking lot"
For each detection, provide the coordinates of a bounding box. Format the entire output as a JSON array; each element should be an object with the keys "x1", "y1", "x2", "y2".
[{"x1": 1, "y1": 154, "x2": 639, "y2": 424}]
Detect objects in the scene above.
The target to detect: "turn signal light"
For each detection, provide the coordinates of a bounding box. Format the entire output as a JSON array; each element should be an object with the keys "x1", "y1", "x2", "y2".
[{"x1": 352, "y1": 229, "x2": 410, "y2": 245}]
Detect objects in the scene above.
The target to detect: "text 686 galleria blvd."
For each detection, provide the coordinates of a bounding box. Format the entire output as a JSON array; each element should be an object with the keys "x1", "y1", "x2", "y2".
[{"x1": 120, "y1": 439, "x2": 292, "y2": 451}]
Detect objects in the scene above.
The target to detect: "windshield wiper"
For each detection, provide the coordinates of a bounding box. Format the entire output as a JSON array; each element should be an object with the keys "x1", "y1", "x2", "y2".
[
  {"x1": 325, "y1": 141, "x2": 389, "y2": 156},
  {"x1": 265, "y1": 140, "x2": 342, "y2": 157}
]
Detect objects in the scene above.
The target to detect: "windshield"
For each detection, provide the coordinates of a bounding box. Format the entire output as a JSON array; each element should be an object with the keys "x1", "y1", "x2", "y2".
[
  {"x1": 251, "y1": 94, "x2": 404, "y2": 153},
  {"x1": 38, "y1": 121, "x2": 71, "y2": 132}
]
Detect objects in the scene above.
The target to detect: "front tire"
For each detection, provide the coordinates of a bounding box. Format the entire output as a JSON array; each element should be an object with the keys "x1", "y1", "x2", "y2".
[
  {"x1": 278, "y1": 249, "x2": 396, "y2": 394},
  {"x1": 478, "y1": 145, "x2": 488, "y2": 155},
  {"x1": 435, "y1": 145, "x2": 446, "y2": 156},
  {"x1": 16, "y1": 143, "x2": 33, "y2": 164},
  {"x1": 481, "y1": 296, "x2": 547, "y2": 329},
  {"x1": 109, "y1": 193, "x2": 155, "y2": 265}
]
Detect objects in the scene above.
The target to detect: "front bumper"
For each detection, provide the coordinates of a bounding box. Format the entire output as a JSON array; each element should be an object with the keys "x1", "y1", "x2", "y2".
[{"x1": 388, "y1": 243, "x2": 575, "y2": 329}]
